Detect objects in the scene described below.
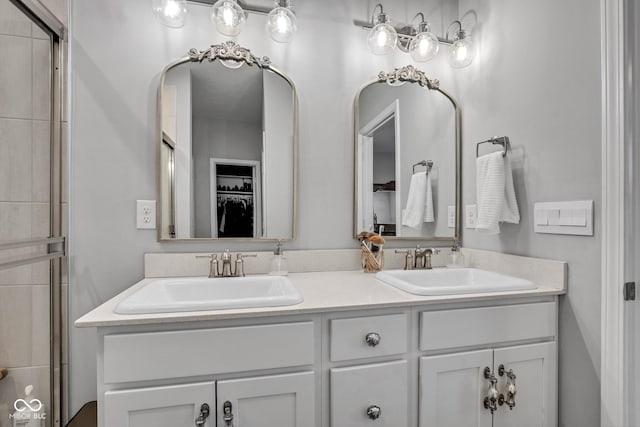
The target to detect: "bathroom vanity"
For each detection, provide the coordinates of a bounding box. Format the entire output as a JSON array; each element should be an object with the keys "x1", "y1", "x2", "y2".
[{"x1": 76, "y1": 250, "x2": 565, "y2": 427}]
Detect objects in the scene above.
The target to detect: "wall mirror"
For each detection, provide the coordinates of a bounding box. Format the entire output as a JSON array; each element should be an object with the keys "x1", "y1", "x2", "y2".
[
  {"x1": 158, "y1": 41, "x2": 297, "y2": 241},
  {"x1": 354, "y1": 65, "x2": 461, "y2": 243}
]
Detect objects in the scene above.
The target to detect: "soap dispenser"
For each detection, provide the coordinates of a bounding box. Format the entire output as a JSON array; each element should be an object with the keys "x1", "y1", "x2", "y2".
[
  {"x1": 446, "y1": 245, "x2": 466, "y2": 268},
  {"x1": 269, "y1": 242, "x2": 288, "y2": 276}
]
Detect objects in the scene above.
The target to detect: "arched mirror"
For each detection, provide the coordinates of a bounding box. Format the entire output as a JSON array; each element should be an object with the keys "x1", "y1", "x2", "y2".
[
  {"x1": 158, "y1": 42, "x2": 297, "y2": 241},
  {"x1": 354, "y1": 65, "x2": 461, "y2": 243}
]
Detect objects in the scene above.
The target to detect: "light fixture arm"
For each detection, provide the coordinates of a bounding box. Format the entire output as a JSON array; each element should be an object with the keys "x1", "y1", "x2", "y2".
[
  {"x1": 371, "y1": 3, "x2": 384, "y2": 23},
  {"x1": 446, "y1": 20, "x2": 464, "y2": 40}
]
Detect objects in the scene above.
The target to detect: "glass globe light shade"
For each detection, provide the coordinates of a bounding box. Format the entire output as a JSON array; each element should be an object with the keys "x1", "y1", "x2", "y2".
[
  {"x1": 409, "y1": 31, "x2": 439, "y2": 62},
  {"x1": 449, "y1": 36, "x2": 474, "y2": 68},
  {"x1": 151, "y1": 0, "x2": 188, "y2": 28},
  {"x1": 367, "y1": 22, "x2": 397, "y2": 55},
  {"x1": 211, "y1": 0, "x2": 246, "y2": 37},
  {"x1": 266, "y1": 6, "x2": 297, "y2": 43}
]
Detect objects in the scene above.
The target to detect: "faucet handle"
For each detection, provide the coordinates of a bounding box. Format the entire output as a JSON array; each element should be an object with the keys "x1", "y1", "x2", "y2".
[
  {"x1": 395, "y1": 249, "x2": 414, "y2": 270},
  {"x1": 196, "y1": 253, "x2": 217, "y2": 259},
  {"x1": 234, "y1": 253, "x2": 257, "y2": 277}
]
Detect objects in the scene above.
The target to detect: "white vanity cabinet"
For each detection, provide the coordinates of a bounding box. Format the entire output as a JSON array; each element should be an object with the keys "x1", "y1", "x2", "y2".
[
  {"x1": 93, "y1": 298, "x2": 558, "y2": 427},
  {"x1": 328, "y1": 313, "x2": 409, "y2": 427},
  {"x1": 98, "y1": 320, "x2": 318, "y2": 427},
  {"x1": 418, "y1": 303, "x2": 557, "y2": 427}
]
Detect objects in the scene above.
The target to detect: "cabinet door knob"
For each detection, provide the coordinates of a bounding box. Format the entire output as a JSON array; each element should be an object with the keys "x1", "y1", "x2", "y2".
[
  {"x1": 366, "y1": 404, "x2": 381, "y2": 420},
  {"x1": 365, "y1": 332, "x2": 381, "y2": 347},
  {"x1": 195, "y1": 403, "x2": 210, "y2": 426},
  {"x1": 223, "y1": 401, "x2": 234, "y2": 426}
]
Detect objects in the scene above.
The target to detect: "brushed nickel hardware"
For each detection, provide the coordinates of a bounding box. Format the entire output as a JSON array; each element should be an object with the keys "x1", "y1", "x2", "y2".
[
  {"x1": 196, "y1": 250, "x2": 257, "y2": 278},
  {"x1": 412, "y1": 160, "x2": 433, "y2": 174},
  {"x1": 0, "y1": 368, "x2": 7, "y2": 381},
  {"x1": 395, "y1": 250, "x2": 414, "y2": 270},
  {"x1": 195, "y1": 403, "x2": 210, "y2": 426},
  {"x1": 396, "y1": 246, "x2": 440, "y2": 270},
  {"x1": 365, "y1": 332, "x2": 381, "y2": 347},
  {"x1": 483, "y1": 367, "x2": 499, "y2": 414},
  {"x1": 235, "y1": 253, "x2": 258, "y2": 277},
  {"x1": 223, "y1": 401, "x2": 234, "y2": 426},
  {"x1": 0, "y1": 236, "x2": 66, "y2": 271},
  {"x1": 498, "y1": 364, "x2": 517, "y2": 410},
  {"x1": 366, "y1": 404, "x2": 381, "y2": 420},
  {"x1": 476, "y1": 136, "x2": 509, "y2": 158}
]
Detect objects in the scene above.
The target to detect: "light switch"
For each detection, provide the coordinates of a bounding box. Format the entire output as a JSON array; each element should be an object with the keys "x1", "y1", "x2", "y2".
[
  {"x1": 547, "y1": 209, "x2": 560, "y2": 226},
  {"x1": 534, "y1": 201, "x2": 593, "y2": 236},
  {"x1": 535, "y1": 210, "x2": 548, "y2": 226}
]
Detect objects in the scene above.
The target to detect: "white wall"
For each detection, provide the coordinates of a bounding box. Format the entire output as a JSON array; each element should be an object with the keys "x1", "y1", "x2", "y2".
[
  {"x1": 69, "y1": 0, "x2": 602, "y2": 424},
  {"x1": 453, "y1": 1, "x2": 602, "y2": 425}
]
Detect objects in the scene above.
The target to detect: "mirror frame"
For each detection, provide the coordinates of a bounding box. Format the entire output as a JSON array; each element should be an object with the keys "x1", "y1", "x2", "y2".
[
  {"x1": 157, "y1": 41, "x2": 299, "y2": 242},
  {"x1": 353, "y1": 65, "x2": 461, "y2": 245}
]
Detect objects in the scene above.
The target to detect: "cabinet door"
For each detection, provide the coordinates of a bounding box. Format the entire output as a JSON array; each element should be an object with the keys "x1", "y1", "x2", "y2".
[
  {"x1": 493, "y1": 342, "x2": 557, "y2": 427},
  {"x1": 104, "y1": 381, "x2": 215, "y2": 427},
  {"x1": 420, "y1": 350, "x2": 493, "y2": 427},
  {"x1": 217, "y1": 371, "x2": 315, "y2": 427},
  {"x1": 330, "y1": 360, "x2": 408, "y2": 427}
]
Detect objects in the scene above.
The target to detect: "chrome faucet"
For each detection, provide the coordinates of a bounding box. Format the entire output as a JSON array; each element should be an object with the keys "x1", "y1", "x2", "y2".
[
  {"x1": 395, "y1": 246, "x2": 441, "y2": 270},
  {"x1": 196, "y1": 250, "x2": 257, "y2": 278}
]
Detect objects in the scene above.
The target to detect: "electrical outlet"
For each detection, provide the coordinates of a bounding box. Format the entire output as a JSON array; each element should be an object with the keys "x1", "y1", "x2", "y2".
[
  {"x1": 447, "y1": 206, "x2": 456, "y2": 228},
  {"x1": 136, "y1": 200, "x2": 156, "y2": 229},
  {"x1": 465, "y1": 204, "x2": 477, "y2": 229}
]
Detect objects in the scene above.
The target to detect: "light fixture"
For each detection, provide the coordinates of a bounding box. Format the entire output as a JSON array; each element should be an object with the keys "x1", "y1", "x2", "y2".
[
  {"x1": 151, "y1": 0, "x2": 188, "y2": 28},
  {"x1": 357, "y1": 7, "x2": 475, "y2": 68},
  {"x1": 447, "y1": 20, "x2": 474, "y2": 68},
  {"x1": 211, "y1": 0, "x2": 246, "y2": 37},
  {"x1": 266, "y1": 0, "x2": 297, "y2": 43},
  {"x1": 367, "y1": 4, "x2": 397, "y2": 55},
  {"x1": 408, "y1": 13, "x2": 439, "y2": 62}
]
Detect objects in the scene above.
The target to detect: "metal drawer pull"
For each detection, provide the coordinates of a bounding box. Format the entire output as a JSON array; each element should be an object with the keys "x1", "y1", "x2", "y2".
[
  {"x1": 366, "y1": 404, "x2": 381, "y2": 420},
  {"x1": 498, "y1": 364, "x2": 517, "y2": 410},
  {"x1": 223, "y1": 401, "x2": 234, "y2": 426},
  {"x1": 483, "y1": 367, "x2": 499, "y2": 414},
  {"x1": 365, "y1": 332, "x2": 381, "y2": 347},
  {"x1": 195, "y1": 403, "x2": 210, "y2": 426}
]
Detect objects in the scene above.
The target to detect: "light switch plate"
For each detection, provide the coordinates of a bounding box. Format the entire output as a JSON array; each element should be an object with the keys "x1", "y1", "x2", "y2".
[
  {"x1": 534, "y1": 200, "x2": 593, "y2": 236},
  {"x1": 136, "y1": 200, "x2": 156, "y2": 230},
  {"x1": 465, "y1": 204, "x2": 477, "y2": 229},
  {"x1": 447, "y1": 206, "x2": 456, "y2": 228}
]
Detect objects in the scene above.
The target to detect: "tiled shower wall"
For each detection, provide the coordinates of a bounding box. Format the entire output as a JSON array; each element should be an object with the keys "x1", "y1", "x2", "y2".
[{"x1": 0, "y1": 0, "x2": 68, "y2": 425}]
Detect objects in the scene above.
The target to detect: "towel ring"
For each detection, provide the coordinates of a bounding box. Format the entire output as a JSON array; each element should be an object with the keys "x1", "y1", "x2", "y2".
[
  {"x1": 476, "y1": 136, "x2": 509, "y2": 158},
  {"x1": 413, "y1": 160, "x2": 433, "y2": 174}
]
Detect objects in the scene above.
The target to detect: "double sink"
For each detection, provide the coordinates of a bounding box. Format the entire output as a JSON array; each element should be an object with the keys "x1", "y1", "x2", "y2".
[{"x1": 115, "y1": 260, "x2": 536, "y2": 315}]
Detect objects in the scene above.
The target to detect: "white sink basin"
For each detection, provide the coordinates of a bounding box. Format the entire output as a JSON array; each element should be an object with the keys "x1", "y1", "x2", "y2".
[
  {"x1": 114, "y1": 276, "x2": 303, "y2": 314},
  {"x1": 375, "y1": 268, "x2": 536, "y2": 296}
]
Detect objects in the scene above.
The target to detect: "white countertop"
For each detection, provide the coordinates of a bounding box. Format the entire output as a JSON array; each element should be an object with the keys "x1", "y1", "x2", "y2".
[{"x1": 74, "y1": 269, "x2": 565, "y2": 328}]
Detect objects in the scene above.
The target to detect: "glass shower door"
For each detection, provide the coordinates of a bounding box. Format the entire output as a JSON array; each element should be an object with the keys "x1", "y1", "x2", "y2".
[{"x1": 0, "y1": 0, "x2": 63, "y2": 426}]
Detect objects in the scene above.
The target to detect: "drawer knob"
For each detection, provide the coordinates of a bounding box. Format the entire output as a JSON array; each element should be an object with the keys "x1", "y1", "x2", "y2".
[
  {"x1": 366, "y1": 404, "x2": 381, "y2": 420},
  {"x1": 365, "y1": 332, "x2": 381, "y2": 347}
]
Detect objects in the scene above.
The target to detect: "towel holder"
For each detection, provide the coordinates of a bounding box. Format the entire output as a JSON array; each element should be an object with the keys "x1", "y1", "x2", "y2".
[
  {"x1": 413, "y1": 160, "x2": 433, "y2": 174},
  {"x1": 476, "y1": 136, "x2": 509, "y2": 158}
]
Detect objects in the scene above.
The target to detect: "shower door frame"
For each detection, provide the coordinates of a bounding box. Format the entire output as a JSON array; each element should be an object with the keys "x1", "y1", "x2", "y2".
[{"x1": 1, "y1": 1, "x2": 66, "y2": 426}]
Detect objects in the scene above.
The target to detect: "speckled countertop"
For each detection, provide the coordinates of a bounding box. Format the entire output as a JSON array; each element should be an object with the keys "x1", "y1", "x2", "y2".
[{"x1": 75, "y1": 264, "x2": 566, "y2": 328}]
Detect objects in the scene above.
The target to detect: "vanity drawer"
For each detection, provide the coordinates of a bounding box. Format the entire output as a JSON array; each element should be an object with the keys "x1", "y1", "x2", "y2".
[
  {"x1": 420, "y1": 302, "x2": 556, "y2": 351},
  {"x1": 103, "y1": 322, "x2": 314, "y2": 383},
  {"x1": 330, "y1": 314, "x2": 407, "y2": 362},
  {"x1": 330, "y1": 360, "x2": 408, "y2": 427}
]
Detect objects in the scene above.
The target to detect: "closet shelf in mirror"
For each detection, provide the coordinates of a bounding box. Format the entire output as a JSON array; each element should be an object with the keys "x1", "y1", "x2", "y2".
[
  {"x1": 374, "y1": 181, "x2": 396, "y2": 192},
  {"x1": 217, "y1": 191, "x2": 253, "y2": 196}
]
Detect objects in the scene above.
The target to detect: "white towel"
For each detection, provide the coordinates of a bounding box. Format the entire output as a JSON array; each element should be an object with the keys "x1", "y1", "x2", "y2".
[
  {"x1": 402, "y1": 173, "x2": 427, "y2": 229},
  {"x1": 424, "y1": 173, "x2": 434, "y2": 223},
  {"x1": 475, "y1": 151, "x2": 520, "y2": 234}
]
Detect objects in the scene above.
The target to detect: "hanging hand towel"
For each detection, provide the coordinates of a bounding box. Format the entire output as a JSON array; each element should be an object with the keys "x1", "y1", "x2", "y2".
[
  {"x1": 475, "y1": 151, "x2": 520, "y2": 234},
  {"x1": 424, "y1": 172, "x2": 435, "y2": 223},
  {"x1": 402, "y1": 172, "x2": 427, "y2": 229}
]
